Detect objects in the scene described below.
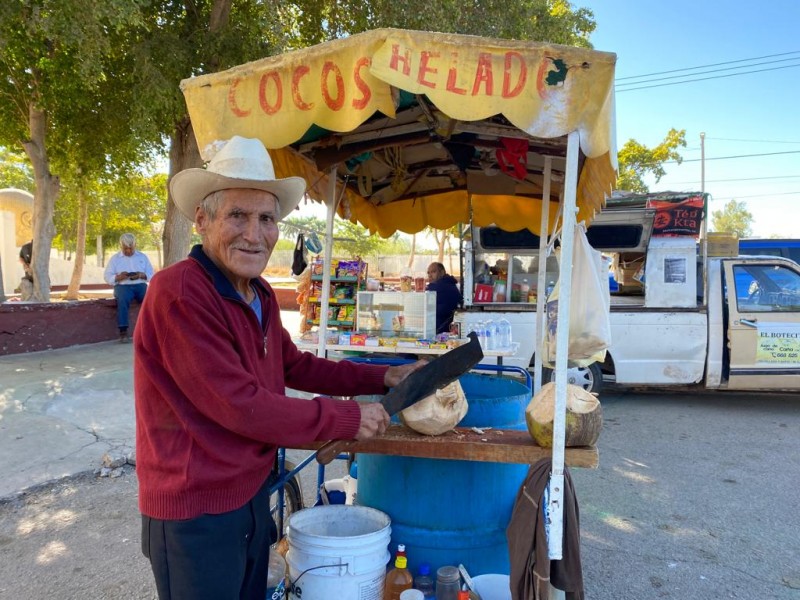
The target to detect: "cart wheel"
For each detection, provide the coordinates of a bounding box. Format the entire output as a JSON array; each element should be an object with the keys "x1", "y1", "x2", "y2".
[
  {"x1": 541, "y1": 362, "x2": 603, "y2": 394},
  {"x1": 271, "y1": 476, "x2": 304, "y2": 542}
]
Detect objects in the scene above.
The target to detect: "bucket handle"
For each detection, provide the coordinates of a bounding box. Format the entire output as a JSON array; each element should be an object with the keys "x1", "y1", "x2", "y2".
[{"x1": 288, "y1": 557, "x2": 353, "y2": 591}]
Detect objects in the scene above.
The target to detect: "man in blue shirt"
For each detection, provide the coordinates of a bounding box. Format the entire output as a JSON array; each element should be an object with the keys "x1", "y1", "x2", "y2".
[{"x1": 426, "y1": 262, "x2": 461, "y2": 334}]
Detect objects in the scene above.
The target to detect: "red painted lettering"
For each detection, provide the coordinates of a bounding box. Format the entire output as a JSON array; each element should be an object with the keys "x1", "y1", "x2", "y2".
[
  {"x1": 446, "y1": 53, "x2": 467, "y2": 95},
  {"x1": 258, "y1": 71, "x2": 282, "y2": 115},
  {"x1": 536, "y1": 58, "x2": 549, "y2": 99},
  {"x1": 417, "y1": 51, "x2": 439, "y2": 88},
  {"x1": 291, "y1": 65, "x2": 313, "y2": 111},
  {"x1": 352, "y1": 57, "x2": 372, "y2": 109},
  {"x1": 502, "y1": 52, "x2": 527, "y2": 98},
  {"x1": 321, "y1": 61, "x2": 345, "y2": 111},
  {"x1": 228, "y1": 78, "x2": 251, "y2": 117},
  {"x1": 471, "y1": 53, "x2": 494, "y2": 96},
  {"x1": 389, "y1": 43, "x2": 411, "y2": 76}
]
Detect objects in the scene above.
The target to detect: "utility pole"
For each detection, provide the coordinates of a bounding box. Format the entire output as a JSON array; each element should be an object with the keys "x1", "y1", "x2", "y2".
[{"x1": 700, "y1": 132, "x2": 705, "y2": 194}]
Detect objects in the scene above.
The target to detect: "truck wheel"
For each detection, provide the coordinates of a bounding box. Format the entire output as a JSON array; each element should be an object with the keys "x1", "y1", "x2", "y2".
[{"x1": 541, "y1": 363, "x2": 603, "y2": 394}]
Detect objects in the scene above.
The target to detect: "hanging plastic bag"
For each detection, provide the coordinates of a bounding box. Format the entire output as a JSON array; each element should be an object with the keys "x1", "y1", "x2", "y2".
[
  {"x1": 306, "y1": 231, "x2": 323, "y2": 254},
  {"x1": 291, "y1": 233, "x2": 308, "y2": 276},
  {"x1": 543, "y1": 225, "x2": 611, "y2": 367}
]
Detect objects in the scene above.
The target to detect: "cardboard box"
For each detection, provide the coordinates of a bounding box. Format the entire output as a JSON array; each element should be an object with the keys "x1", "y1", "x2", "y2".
[
  {"x1": 612, "y1": 253, "x2": 645, "y2": 288},
  {"x1": 705, "y1": 232, "x2": 739, "y2": 257}
]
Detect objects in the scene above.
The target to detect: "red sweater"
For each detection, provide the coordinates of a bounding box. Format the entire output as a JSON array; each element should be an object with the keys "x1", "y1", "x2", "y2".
[{"x1": 134, "y1": 246, "x2": 388, "y2": 520}]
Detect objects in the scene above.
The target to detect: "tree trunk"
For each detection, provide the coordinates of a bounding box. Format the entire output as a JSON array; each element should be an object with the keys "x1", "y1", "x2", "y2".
[
  {"x1": 65, "y1": 189, "x2": 88, "y2": 300},
  {"x1": 163, "y1": 117, "x2": 200, "y2": 266},
  {"x1": 0, "y1": 255, "x2": 6, "y2": 303},
  {"x1": 22, "y1": 105, "x2": 59, "y2": 303},
  {"x1": 446, "y1": 235, "x2": 455, "y2": 274},
  {"x1": 407, "y1": 233, "x2": 416, "y2": 268}
]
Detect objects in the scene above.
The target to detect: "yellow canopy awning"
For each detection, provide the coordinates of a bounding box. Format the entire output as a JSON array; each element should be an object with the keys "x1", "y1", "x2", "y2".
[{"x1": 181, "y1": 29, "x2": 617, "y2": 235}]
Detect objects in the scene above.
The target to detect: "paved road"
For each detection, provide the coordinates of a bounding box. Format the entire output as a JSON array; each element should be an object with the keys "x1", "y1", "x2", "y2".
[
  {"x1": 1, "y1": 335, "x2": 799, "y2": 598},
  {"x1": 573, "y1": 389, "x2": 800, "y2": 599}
]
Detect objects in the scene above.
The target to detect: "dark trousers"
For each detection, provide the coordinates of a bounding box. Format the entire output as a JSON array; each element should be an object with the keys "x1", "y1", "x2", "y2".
[
  {"x1": 114, "y1": 283, "x2": 147, "y2": 330},
  {"x1": 141, "y1": 477, "x2": 278, "y2": 600}
]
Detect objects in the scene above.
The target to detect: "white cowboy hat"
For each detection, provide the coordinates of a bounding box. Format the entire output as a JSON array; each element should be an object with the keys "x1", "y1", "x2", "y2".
[{"x1": 169, "y1": 136, "x2": 306, "y2": 221}]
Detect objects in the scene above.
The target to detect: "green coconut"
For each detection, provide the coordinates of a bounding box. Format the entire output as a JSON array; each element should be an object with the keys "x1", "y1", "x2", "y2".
[{"x1": 526, "y1": 382, "x2": 603, "y2": 447}]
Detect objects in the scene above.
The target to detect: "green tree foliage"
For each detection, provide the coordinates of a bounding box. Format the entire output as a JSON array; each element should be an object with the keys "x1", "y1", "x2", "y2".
[
  {"x1": 0, "y1": 0, "x2": 154, "y2": 300},
  {"x1": 616, "y1": 129, "x2": 686, "y2": 193},
  {"x1": 0, "y1": 146, "x2": 33, "y2": 190},
  {"x1": 711, "y1": 199, "x2": 753, "y2": 238},
  {"x1": 55, "y1": 173, "x2": 167, "y2": 254},
  {"x1": 285, "y1": 0, "x2": 595, "y2": 47}
]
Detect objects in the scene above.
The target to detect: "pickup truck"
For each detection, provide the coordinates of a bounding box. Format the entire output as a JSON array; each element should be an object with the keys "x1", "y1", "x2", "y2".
[{"x1": 454, "y1": 195, "x2": 800, "y2": 393}]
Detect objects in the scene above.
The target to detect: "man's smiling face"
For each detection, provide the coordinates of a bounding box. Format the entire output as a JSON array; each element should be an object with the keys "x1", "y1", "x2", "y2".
[{"x1": 195, "y1": 188, "x2": 280, "y2": 295}]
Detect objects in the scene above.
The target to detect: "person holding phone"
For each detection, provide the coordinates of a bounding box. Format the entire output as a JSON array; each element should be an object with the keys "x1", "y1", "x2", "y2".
[{"x1": 104, "y1": 233, "x2": 154, "y2": 342}]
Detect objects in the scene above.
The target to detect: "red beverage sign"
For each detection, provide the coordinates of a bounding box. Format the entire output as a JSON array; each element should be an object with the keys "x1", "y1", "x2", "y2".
[{"x1": 646, "y1": 195, "x2": 705, "y2": 237}]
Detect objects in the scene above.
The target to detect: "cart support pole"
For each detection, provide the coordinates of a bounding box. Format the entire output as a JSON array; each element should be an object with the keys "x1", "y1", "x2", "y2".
[
  {"x1": 533, "y1": 155, "x2": 552, "y2": 395},
  {"x1": 316, "y1": 166, "x2": 338, "y2": 358},
  {"x1": 548, "y1": 131, "x2": 580, "y2": 560}
]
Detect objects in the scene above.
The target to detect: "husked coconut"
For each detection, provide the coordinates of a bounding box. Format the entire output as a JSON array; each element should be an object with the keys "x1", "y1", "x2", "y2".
[
  {"x1": 526, "y1": 382, "x2": 602, "y2": 447},
  {"x1": 399, "y1": 380, "x2": 468, "y2": 436}
]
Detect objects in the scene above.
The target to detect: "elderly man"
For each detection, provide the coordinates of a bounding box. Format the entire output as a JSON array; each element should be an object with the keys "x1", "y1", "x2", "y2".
[
  {"x1": 104, "y1": 233, "x2": 154, "y2": 342},
  {"x1": 426, "y1": 261, "x2": 462, "y2": 334},
  {"x1": 134, "y1": 136, "x2": 422, "y2": 600}
]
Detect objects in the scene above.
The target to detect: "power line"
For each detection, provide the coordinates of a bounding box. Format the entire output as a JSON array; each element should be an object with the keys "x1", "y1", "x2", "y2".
[
  {"x1": 616, "y1": 62, "x2": 800, "y2": 92},
  {"x1": 669, "y1": 175, "x2": 800, "y2": 185},
  {"x1": 615, "y1": 56, "x2": 800, "y2": 88},
  {"x1": 615, "y1": 50, "x2": 800, "y2": 80},
  {"x1": 706, "y1": 136, "x2": 800, "y2": 145},
  {"x1": 665, "y1": 150, "x2": 800, "y2": 164},
  {"x1": 711, "y1": 191, "x2": 800, "y2": 200}
]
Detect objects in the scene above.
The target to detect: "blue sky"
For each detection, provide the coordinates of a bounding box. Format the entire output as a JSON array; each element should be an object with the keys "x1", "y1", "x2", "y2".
[{"x1": 586, "y1": 0, "x2": 800, "y2": 237}]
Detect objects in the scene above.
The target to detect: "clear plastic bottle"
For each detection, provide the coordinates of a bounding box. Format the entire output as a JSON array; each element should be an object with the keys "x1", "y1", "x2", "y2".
[
  {"x1": 384, "y1": 554, "x2": 414, "y2": 600},
  {"x1": 520, "y1": 278, "x2": 530, "y2": 302},
  {"x1": 498, "y1": 318, "x2": 512, "y2": 349},
  {"x1": 485, "y1": 319, "x2": 497, "y2": 351},
  {"x1": 476, "y1": 321, "x2": 488, "y2": 350},
  {"x1": 435, "y1": 565, "x2": 461, "y2": 600},
  {"x1": 413, "y1": 562, "x2": 435, "y2": 599}
]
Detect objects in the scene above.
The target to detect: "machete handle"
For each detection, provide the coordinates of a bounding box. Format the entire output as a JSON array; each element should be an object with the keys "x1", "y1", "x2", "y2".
[{"x1": 315, "y1": 439, "x2": 358, "y2": 465}]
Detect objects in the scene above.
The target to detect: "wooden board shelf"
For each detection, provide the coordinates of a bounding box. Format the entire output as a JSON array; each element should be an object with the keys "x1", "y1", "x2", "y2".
[{"x1": 293, "y1": 424, "x2": 598, "y2": 469}]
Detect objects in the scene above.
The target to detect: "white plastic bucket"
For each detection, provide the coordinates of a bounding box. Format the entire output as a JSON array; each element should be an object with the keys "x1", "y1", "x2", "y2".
[
  {"x1": 286, "y1": 505, "x2": 391, "y2": 600},
  {"x1": 472, "y1": 574, "x2": 512, "y2": 600}
]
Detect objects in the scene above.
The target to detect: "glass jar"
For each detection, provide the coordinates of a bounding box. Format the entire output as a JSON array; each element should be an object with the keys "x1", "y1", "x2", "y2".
[{"x1": 435, "y1": 565, "x2": 461, "y2": 600}]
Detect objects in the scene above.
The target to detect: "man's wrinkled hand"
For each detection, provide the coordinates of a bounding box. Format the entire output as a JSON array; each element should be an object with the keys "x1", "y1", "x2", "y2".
[
  {"x1": 355, "y1": 402, "x2": 390, "y2": 441},
  {"x1": 384, "y1": 359, "x2": 427, "y2": 388}
]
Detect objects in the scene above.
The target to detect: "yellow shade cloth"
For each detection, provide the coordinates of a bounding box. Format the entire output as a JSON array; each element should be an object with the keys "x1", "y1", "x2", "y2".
[{"x1": 181, "y1": 29, "x2": 617, "y2": 236}]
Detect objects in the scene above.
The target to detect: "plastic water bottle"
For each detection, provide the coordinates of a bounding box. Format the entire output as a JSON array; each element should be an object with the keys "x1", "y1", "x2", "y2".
[
  {"x1": 413, "y1": 563, "x2": 435, "y2": 599},
  {"x1": 498, "y1": 318, "x2": 512, "y2": 349},
  {"x1": 485, "y1": 319, "x2": 497, "y2": 350},
  {"x1": 476, "y1": 321, "x2": 488, "y2": 350}
]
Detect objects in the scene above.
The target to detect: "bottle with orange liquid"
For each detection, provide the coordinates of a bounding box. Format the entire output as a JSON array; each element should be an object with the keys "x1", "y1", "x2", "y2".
[{"x1": 383, "y1": 545, "x2": 413, "y2": 600}]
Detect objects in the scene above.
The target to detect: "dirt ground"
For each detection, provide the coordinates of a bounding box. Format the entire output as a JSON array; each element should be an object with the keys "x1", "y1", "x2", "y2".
[
  {"x1": 2, "y1": 391, "x2": 799, "y2": 600},
  {"x1": 0, "y1": 470, "x2": 156, "y2": 600}
]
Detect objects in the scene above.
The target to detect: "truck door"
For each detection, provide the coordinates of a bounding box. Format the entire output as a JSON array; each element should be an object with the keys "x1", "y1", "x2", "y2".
[{"x1": 723, "y1": 258, "x2": 800, "y2": 389}]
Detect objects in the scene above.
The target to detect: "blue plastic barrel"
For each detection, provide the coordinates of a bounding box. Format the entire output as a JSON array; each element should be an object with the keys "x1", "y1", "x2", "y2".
[{"x1": 357, "y1": 372, "x2": 530, "y2": 576}]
